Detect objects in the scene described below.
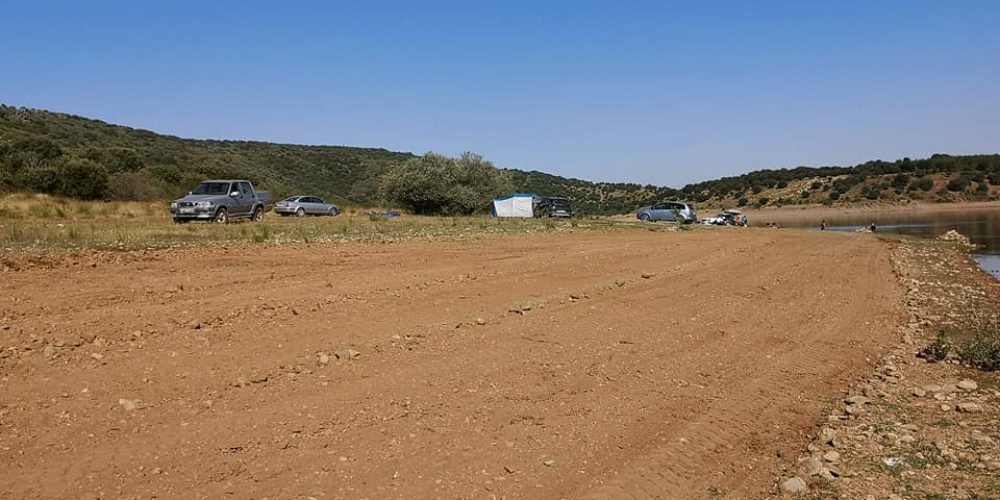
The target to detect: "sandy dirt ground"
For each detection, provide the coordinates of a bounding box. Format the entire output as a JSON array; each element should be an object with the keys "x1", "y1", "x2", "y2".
[{"x1": 0, "y1": 229, "x2": 905, "y2": 499}]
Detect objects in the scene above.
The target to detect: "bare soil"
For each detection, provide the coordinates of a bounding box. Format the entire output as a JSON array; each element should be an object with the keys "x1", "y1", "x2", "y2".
[{"x1": 0, "y1": 229, "x2": 905, "y2": 499}]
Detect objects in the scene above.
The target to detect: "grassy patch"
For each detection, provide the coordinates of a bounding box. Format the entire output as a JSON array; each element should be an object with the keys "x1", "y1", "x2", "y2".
[{"x1": 0, "y1": 195, "x2": 651, "y2": 253}]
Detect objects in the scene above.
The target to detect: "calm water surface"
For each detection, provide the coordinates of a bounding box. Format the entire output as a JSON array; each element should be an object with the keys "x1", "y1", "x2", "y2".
[{"x1": 787, "y1": 207, "x2": 1000, "y2": 279}]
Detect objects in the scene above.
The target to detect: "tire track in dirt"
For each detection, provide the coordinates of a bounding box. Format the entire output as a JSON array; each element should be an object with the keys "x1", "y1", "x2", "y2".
[{"x1": 0, "y1": 229, "x2": 904, "y2": 499}]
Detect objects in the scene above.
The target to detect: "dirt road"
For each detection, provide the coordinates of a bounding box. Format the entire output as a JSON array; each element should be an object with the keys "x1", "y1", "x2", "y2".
[{"x1": 0, "y1": 228, "x2": 904, "y2": 499}]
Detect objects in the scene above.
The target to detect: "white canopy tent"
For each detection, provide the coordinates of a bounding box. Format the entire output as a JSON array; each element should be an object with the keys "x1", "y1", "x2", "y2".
[{"x1": 492, "y1": 193, "x2": 536, "y2": 218}]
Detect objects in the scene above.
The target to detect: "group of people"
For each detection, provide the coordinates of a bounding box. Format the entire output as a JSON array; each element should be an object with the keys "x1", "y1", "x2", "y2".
[{"x1": 819, "y1": 219, "x2": 877, "y2": 232}]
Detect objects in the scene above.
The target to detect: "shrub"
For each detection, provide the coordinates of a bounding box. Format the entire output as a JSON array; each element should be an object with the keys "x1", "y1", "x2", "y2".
[
  {"x1": 947, "y1": 174, "x2": 972, "y2": 192},
  {"x1": 957, "y1": 313, "x2": 1000, "y2": 371},
  {"x1": 800, "y1": 190, "x2": 810, "y2": 199},
  {"x1": 737, "y1": 197, "x2": 748, "y2": 207},
  {"x1": 828, "y1": 191, "x2": 841, "y2": 200},
  {"x1": 378, "y1": 152, "x2": 511, "y2": 215},
  {"x1": 917, "y1": 177, "x2": 934, "y2": 191},
  {"x1": 810, "y1": 181, "x2": 823, "y2": 190},
  {"x1": 891, "y1": 173, "x2": 910, "y2": 189},
  {"x1": 866, "y1": 187, "x2": 881, "y2": 200},
  {"x1": 57, "y1": 158, "x2": 109, "y2": 200},
  {"x1": 918, "y1": 331, "x2": 952, "y2": 362}
]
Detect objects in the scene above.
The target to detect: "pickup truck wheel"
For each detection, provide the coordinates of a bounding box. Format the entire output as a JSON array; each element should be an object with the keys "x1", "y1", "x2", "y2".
[
  {"x1": 296, "y1": 208, "x2": 306, "y2": 217},
  {"x1": 251, "y1": 206, "x2": 263, "y2": 222},
  {"x1": 213, "y1": 208, "x2": 229, "y2": 224}
]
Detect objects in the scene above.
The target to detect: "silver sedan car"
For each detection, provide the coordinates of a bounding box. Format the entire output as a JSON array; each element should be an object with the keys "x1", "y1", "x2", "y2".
[{"x1": 274, "y1": 196, "x2": 341, "y2": 217}]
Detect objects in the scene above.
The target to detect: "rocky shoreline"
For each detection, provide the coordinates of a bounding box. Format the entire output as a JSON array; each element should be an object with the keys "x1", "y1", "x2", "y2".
[{"x1": 773, "y1": 233, "x2": 1000, "y2": 498}]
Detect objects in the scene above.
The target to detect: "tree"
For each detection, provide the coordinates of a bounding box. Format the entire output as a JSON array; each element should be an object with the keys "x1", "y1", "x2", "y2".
[
  {"x1": 57, "y1": 157, "x2": 109, "y2": 200},
  {"x1": 378, "y1": 152, "x2": 511, "y2": 215}
]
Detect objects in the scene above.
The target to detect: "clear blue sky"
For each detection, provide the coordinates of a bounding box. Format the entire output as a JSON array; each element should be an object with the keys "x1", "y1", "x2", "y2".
[{"x1": 2, "y1": 1, "x2": 999, "y2": 186}]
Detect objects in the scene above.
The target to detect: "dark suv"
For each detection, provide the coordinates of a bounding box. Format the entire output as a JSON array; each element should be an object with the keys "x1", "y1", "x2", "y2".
[{"x1": 537, "y1": 197, "x2": 574, "y2": 218}]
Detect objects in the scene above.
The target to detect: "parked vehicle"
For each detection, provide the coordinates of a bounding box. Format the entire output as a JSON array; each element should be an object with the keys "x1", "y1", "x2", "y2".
[
  {"x1": 636, "y1": 201, "x2": 697, "y2": 223},
  {"x1": 274, "y1": 196, "x2": 340, "y2": 217},
  {"x1": 536, "y1": 196, "x2": 574, "y2": 218},
  {"x1": 170, "y1": 180, "x2": 271, "y2": 224},
  {"x1": 702, "y1": 209, "x2": 741, "y2": 225}
]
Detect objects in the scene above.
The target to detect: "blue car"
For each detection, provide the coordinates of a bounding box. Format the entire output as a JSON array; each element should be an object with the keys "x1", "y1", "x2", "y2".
[{"x1": 636, "y1": 201, "x2": 697, "y2": 223}]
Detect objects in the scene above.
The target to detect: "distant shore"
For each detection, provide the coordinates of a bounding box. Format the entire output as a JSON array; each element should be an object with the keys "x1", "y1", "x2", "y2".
[{"x1": 735, "y1": 200, "x2": 1000, "y2": 226}]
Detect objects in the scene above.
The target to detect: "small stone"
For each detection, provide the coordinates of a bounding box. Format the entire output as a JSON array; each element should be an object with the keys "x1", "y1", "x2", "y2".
[
  {"x1": 291, "y1": 308, "x2": 300, "y2": 316},
  {"x1": 796, "y1": 457, "x2": 823, "y2": 477},
  {"x1": 818, "y1": 428, "x2": 838, "y2": 447},
  {"x1": 844, "y1": 395, "x2": 870, "y2": 405},
  {"x1": 90, "y1": 353, "x2": 104, "y2": 361},
  {"x1": 543, "y1": 459, "x2": 555, "y2": 467},
  {"x1": 641, "y1": 273, "x2": 654, "y2": 279},
  {"x1": 923, "y1": 384, "x2": 942, "y2": 393},
  {"x1": 317, "y1": 353, "x2": 331, "y2": 365},
  {"x1": 475, "y1": 318, "x2": 486, "y2": 326},
  {"x1": 911, "y1": 388, "x2": 926, "y2": 397},
  {"x1": 957, "y1": 402, "x2": 983, "y2": 413},
  {"x1": 957, "y1": 380, "x2": 978, "y2": 391},
  {"x1": 335, "y1": 349, "x2": 360, "y2": 360},
  {"x1": 779, "y1": 476, "x2": 808, "y2": 494},
  {"x1": 940, "y1": 404, "x2": 953, "y2": 412},
  {"x1": 823, "y1": 451, "x2": 841, "y2": 464},
  {"x1": 250, "y1": 374, "x2": 269, "y2": 384},
  {"x1": 191, "y1": 321, "x2": 202, "y2": 330},
  {"x1": 118, "y1": 398, "x2": 141, "y2": 411}
]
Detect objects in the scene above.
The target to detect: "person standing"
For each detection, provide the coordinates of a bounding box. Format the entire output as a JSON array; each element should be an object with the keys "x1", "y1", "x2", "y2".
[
  {"x1": 742, "y1": 214, "x2": 749, "y2": 227},
  {"x1": 820, "y1": 219, "x2": 827, "y2": 230}
]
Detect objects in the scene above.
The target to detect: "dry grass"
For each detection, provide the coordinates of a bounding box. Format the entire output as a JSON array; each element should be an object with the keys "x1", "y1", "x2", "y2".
[{"x1": 0, "y1": 194, "x2": 651, "y2": 253}]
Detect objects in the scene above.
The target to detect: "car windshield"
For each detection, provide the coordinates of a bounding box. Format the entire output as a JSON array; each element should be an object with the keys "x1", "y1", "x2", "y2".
[{"x1": 192, "y1": 182, "x2": 231, "y2": 195}]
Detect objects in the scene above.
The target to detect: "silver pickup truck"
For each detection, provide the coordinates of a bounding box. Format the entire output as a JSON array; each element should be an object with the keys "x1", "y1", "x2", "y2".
[{"x1": 170, "y1": 179, "x2": 271, "y2": 223}]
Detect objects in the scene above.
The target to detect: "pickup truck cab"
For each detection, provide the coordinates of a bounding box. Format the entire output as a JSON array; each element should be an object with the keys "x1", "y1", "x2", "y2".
[{"x1": 170, "y1": 180, "x2": 271, "y2": 223}]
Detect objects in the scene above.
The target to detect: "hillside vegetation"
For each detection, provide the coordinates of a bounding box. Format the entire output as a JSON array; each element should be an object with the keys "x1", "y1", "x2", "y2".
[
  {"x1": 0, "y1": 105, "x2": 676, "y2": 215},
  {"x1": 1, "y1": 104, "x2": 998, "y2": 215}
]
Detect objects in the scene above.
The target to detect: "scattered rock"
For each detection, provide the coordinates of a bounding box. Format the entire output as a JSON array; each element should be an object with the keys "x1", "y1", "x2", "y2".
[
  {"x1": 796, "y1": 457, "x2": 823, "y2": 476},
  {"x1": 844, "y1": 395, "x2": 870, "y2": 405},
  {"x1": 641, "y1": 272, "x2": 655, "y2": 279},
  {"x1": 118, "y1": 398, "x2": 141, "y2": 411},
  {"x1": 911, "y1": 388, "x2": 926, "y2": 397},
  {"x1": 475, "y1": 318, "x2": 486, "y2": 326},
  {"x1": 542, "y1": 459, "x2": 555, "y2": 467},
  {"x1": 335, "y1": 349, "x2": 361, "y2": 361},
  {"x1": 957, "y1": 379, "x2": 978, "y2": 391},
  {"x1": 191, "y1": 321, "x2": 202, "y2": 330},
  {"x1": 940, "y1": 404, "x2": 953, "y2": 412},
  {"x1": 823, "y1": 451, "x2": 841, "y2": 464},
  {"x1": 779, "y1": 476, "x2": 808, "y2": 494},
  {"x1": 90, "y1": 353, "x2": 104, "y2": 361},
  {"x1": 317, "y1": 353, "x2": 331, "y2": 365},
  {"x1": 956, "y1": 402, "x2": 983, "y2": 413},
  {"x1": 817, "y1": 428, "x2": 838, "y2": 447},
  {"x1": 250, "y1": 374, "x2": 269, "y2": 384}
]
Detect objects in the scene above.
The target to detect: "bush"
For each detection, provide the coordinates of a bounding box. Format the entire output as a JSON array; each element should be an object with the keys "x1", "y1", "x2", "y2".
[
  {"x1": 957, "y1": 313, "x2": 1000, "y2": 371},
  {"x1": 56, "y1": 157, "x2": 109, "y2": 200},
  {"x1": 891, "y1": 173, "x2": 910, "y2": 189},
  {"x1": 737, "y1": 197, "x2": 748, "y2": 207},
  {"x1": 810, "y1": 181, "x2": 823, "y2": 190},
  {"x1": 947, "y1": 174, "x2": 972, "y2": 192},
  {"x1": 378, "y1": 152, "x2": 511, "y2": 215},
  {"x1": 828, "y1": 191, "x2": 841, "y2": 200},
  {"x1": 800, "y1": 190, "x2": 810, "y2": 198},
  {"x1": 918, "y1": 331, "x2": 952, "y2": 362},
  {"x1": 866, "y1": 186, "x2": 881, "y2": 200},
  {"x1": 917, "y1": 177, "x2": 934, "y2": 191}
]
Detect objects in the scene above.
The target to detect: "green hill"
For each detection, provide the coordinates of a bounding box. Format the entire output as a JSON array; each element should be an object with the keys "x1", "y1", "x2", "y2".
[{"x1": 2, "y1": 104, "x2": 998, "y2": 215}]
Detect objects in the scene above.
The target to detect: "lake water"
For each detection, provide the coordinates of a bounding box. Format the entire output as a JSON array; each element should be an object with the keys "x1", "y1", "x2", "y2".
[{"x1": 783, "y1": 207, "x2": 1000, "y2": 279}]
